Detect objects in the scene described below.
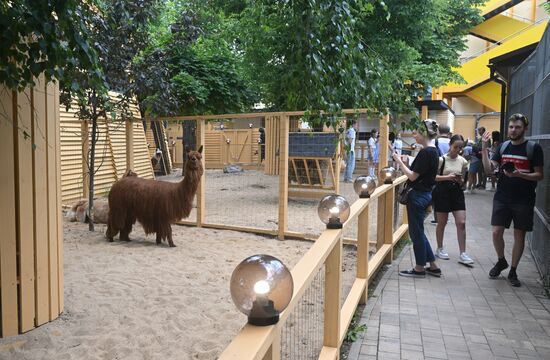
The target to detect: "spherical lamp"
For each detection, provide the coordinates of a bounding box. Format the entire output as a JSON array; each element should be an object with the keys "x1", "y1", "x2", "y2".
[
  {"x1": 317, "y1": 195, "x2": 350, "y2": 229},
  {"x1": 353, "y1": 175, "x2": 377, "y2": 198},
  {"x1": 380, "y1": 166, "x2": 397, "y2": 184},
  {"x1": 230, "y1": 255, "x2": 293, "y2": 326}
]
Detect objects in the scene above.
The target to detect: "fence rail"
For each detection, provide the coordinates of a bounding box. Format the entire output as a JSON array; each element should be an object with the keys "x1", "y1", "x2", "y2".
[{"x1": 218, "y1": 175, "x2": 408, "y2": 360}]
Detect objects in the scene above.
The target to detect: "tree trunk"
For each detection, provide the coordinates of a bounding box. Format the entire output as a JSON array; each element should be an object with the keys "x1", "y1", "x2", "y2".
[{"x1": 88, "y1": 94, "x2": 98, "y2": 232}]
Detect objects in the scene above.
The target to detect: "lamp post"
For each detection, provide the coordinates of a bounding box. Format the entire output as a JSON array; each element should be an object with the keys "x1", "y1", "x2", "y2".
[
  {"x1": 353, "y1": 175, "x2": 377, "y2": 198},
  {"x1": 380, "y1": 166, "x2": 397, "y2": 184},
  {"x1": 230, "y1": 255, "x2": 293, "y2": 326},
  {"x1": 318, "y1": 195, "x2": 350, "y2": 229}
]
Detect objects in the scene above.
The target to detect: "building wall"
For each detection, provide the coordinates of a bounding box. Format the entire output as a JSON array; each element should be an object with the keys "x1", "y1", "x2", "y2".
[{"x1": 452, "y1": 97, "x2": 485, "y2": 114}]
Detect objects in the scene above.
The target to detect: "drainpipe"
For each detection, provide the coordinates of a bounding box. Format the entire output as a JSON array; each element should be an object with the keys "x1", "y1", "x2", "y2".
[{"x1": 490, "y1": 68, "x2": 507, "y2": 139}]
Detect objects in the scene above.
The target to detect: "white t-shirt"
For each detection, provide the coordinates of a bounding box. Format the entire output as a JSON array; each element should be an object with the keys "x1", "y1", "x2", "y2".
[
  {"x1": 368, "y1": 137, "x2": 376, "y2": 160},
  {"x1": 346, "y1": 128, "x2": 356, "y2": 152},
  {"x1": 393, "y1": 139, "x2": 403, "y2": 155}
]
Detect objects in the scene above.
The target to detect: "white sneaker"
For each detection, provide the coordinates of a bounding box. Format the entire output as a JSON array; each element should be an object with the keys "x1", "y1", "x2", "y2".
[
  {"x1": 459, "y1": 252, "x2": 474, "y2": 265},
  {"x1": 464, "y1": 189, "x2": 471, "y2": 194},
  {"x1": 435, "y1": 247, "x2": 450, "y2": 260}
]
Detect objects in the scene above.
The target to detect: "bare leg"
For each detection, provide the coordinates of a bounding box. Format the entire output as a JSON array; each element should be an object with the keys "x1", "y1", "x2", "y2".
[
  {"x1": 492, "y1": 226, "x2": 506, "y2": 258},
  {"x1": 511, "y1": 229, "x2": 526, "y2": 268},
  {"x1": 435, "y1": 212, "x2": 449, "y2": 249},
  {"x1": 467, "y1": 172, "x2": 476, "y2": 190},
  {"x1": 453, "y1": 210, "x2": 466, "y2": 253}
]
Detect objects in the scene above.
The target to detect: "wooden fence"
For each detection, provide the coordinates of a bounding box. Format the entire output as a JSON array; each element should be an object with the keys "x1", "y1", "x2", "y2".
[
  {"x1": 59, "y1": 99, "x2": 154, "y2": 204},
  {"x1": 0, "y1": 80, "x2": 64, "y2": 337},
  {"x1": 150, "y1": 109, "x2": 383, "y2": 240},
  {"x1": 218, "y1": 175, "x2": 409, "y2": 359}
]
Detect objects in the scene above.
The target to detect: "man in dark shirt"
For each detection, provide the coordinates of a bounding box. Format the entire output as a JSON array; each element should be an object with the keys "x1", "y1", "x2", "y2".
[{"x1": 481, "y1": 114, "x2": 544, "y2": 287}]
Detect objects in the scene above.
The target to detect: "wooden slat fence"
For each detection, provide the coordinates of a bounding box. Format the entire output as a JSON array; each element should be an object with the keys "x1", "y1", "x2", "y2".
[
  {"x1": 59, "y1": 99, "x2": 154, "y2": 204},
  {"x1": 218, "y1": 175, "x2": 409, "y2": 359},
  {"x1": 0, "y1": 81, "x2": 64, "y2": 337}
]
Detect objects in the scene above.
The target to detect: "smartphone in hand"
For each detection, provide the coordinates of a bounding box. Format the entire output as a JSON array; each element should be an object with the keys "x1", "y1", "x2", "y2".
[{"x1": 502, "y1": 162, "x2": 516, "y2": 173}]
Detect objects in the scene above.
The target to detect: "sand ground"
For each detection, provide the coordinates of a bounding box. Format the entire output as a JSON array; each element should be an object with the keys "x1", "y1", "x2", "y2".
[{"x1": 0, "y1": 169, "x2": 399, "y2": 359}]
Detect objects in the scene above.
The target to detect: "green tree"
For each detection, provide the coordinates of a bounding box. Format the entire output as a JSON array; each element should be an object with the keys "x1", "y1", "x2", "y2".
[
  {"x1": 137, "y1": 2, "x2": 258, "y2": 116},
  {"x1": 61, "y1": 0, "x2": 162, "y2": 231},
  {"x1": 0, "y1": 0, "x2": 102, "y2": 91}
]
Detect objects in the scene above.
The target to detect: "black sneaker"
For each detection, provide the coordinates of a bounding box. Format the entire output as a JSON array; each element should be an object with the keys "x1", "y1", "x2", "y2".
[
  {"x1": 425, "y1": 267, "x2": 442, "y2": 277},
  {"x1": 489, "y1": 258, "x2": 509, "y2": 278},
  {"x1": 399, "y1": 269, "x2": 426, "y2": 278},
  {"x1": 508, "y1": 274, "x2": 521, "y2": 287}
]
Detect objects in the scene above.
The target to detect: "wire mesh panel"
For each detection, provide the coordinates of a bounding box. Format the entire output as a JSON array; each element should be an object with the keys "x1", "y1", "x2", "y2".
[
  {"x1": 341, "y1": 245, "x2": 358, "y2": 309},
  {"x1": 509, "y1": 25, "x2": 550, "y2": 289},
  {"x1": 202, "y1": 117, "x2": 279, "y2": 231},
  {"x1": 281, "y1": 265, "x2": 325, "y2": 360}
]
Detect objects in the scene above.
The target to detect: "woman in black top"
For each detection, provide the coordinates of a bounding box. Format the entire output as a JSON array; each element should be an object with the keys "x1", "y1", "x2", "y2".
[{"x1": 393, "y1": 119, "x2": 441, "y2": 277}]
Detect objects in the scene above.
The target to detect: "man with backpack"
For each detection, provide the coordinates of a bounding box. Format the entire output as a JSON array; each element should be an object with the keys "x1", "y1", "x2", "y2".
[{"x1": 481, "y1": 114, "x2": 544, "y2": 287}]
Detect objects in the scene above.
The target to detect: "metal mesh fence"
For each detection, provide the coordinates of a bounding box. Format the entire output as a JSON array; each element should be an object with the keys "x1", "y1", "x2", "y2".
[
  {"x1": 509, "y1": 24, "x2": 550, "y2": 290},
  {"x1": 281, "y1": 265, "x2": 325, "y2": 360}
]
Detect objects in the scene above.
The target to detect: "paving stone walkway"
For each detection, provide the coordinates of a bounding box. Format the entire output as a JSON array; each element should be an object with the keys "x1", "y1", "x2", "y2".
[{"x1": 348, "y1": 189, "x2": 550, "y2": 360}]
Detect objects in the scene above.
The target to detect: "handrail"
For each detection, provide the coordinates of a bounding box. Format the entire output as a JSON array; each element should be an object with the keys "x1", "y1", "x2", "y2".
[
  {"x1": 219, "y1": 175, "x2": 409, "y2": 359},
  {"x1": 460, "y1": 17, "x2": 549, "y2": 65}
]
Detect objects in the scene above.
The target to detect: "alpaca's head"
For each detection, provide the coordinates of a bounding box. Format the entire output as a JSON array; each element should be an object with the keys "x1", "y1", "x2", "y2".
[{"x1": 185, "y1": 146, "x2": 204, "y2": 175}]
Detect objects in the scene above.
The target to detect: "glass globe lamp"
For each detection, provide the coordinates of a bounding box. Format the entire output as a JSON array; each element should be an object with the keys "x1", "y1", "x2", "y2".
[
  {"x1": 380, "y1": 166, "x2": 397, "y2": 184},
  {"x1": 230, "y1": 255, "x2": 293, "y2": 326},
  {"x1": 353, "y1": 175, "x2": 377, "y2": 198},
  {"x1": 317, "y1": 194, "x2": 350, "y2": 229}
]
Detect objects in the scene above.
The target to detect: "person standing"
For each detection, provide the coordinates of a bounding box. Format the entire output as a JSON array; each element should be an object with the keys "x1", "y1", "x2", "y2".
[
  {"x1": 476, "y1": 127, "x2": 488, "y2": 189},
  {"x1": 481, "y1": 114, "x2": 544, "y2": 287},
  {"x1": 436, "y1": 124, "x2": 451, "y2": 155},
  {"x1": 393, "y1": 119, "x2": 441, "y2": 277},
  {"x1": 433, "y1": 134, "x2": 474, "y2": 265},
  {"x1": 344, "y1": 120, "x2": 358, "y2": 183},
  {"x1": 368, "y1": 129, "x2": 378, "y2": 177},
  {"x1": 487, "y1": 131, "x2": 500, "y2": 191}
]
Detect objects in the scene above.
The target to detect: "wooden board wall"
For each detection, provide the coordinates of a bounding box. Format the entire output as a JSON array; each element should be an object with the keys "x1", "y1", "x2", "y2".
[
  {"x1": 59, "y1": 98, "x2": 154, "y2": 204},
  {"x1": 265, "y1": 115, "x2": 282, "y2": 175},
  {"x1": 0, "y1": 82, "x2": 63, "y2": 337}
]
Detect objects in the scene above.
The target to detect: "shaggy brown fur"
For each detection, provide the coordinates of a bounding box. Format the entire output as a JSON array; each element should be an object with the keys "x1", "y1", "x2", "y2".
[{"x1": 106, "y1": 147, "x2": 204, "y2": 247}]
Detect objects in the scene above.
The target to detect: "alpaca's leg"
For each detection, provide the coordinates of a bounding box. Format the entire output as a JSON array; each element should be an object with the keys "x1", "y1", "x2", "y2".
[
  {"x1": 106, "y1": 218, "x2": 119, "y2": 242},
  {"x1": 106, "y1": 224, "x2": 115, "y2": 242},
  {"x1": 167, "y1": 225, "x2": 176, "y2": 248},
  {"x1": 156, "y1": 232, "x2": 162, "y2": 245},
  {"x1": 120, "y1": 220, "x2": 133, "y2": 242}
]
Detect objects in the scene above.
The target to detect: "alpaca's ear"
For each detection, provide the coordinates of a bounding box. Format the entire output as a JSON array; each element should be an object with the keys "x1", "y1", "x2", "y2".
[{"x1": 198, "y1": 145, "x2": 203, "y2": 154}]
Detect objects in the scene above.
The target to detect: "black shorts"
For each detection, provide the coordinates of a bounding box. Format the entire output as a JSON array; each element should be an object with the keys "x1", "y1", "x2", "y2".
[
  {"x1": 432, "y1": 182, "x2": 466, "y2": 213},
  {"x1": 491, "y1": 198, "x2": 535, "y2": 231}
]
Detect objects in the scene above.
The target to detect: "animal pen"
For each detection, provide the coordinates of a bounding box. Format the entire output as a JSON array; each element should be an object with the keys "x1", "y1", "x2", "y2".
[{"x1": 147, "y1": 109, "x2": 409, "y2": 359}]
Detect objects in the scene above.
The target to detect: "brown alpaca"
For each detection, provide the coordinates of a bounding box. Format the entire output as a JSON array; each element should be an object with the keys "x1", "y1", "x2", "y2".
[{"x1": 106, "y1": 146, "x2": 204, "y2": 247}]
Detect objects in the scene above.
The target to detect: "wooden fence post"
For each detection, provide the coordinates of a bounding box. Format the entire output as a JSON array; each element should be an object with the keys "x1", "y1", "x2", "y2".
[
  {"x1": 262, "y1": 330, "x2": 281, "y2": 360},
  {"x1": 384, "y1": 188, "x2": 395, "y2": 264},
  {"x1": 357, "y1": 206, "x2": 370, "y2": 304},
  {"x1": 378, "y1": 113, "x2": 389, "y2": 171},
  {"x1": 126, "y1": 119, "x2": 134, "y2": 171},
  {"x1": 197, "y1": 119, "x2": 206, "y2": 227},
  {"x1": 324, "y1": 237, "x2": 342, "y2": 349},
  {"x1": 278, "y1": 115, "x2": 289, "y2": 240}
]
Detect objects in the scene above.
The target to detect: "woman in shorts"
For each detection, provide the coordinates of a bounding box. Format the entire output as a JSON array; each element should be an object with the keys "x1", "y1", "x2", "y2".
[{"x1": 432, "y1": 134, "x2": 474, "y2": 265}]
